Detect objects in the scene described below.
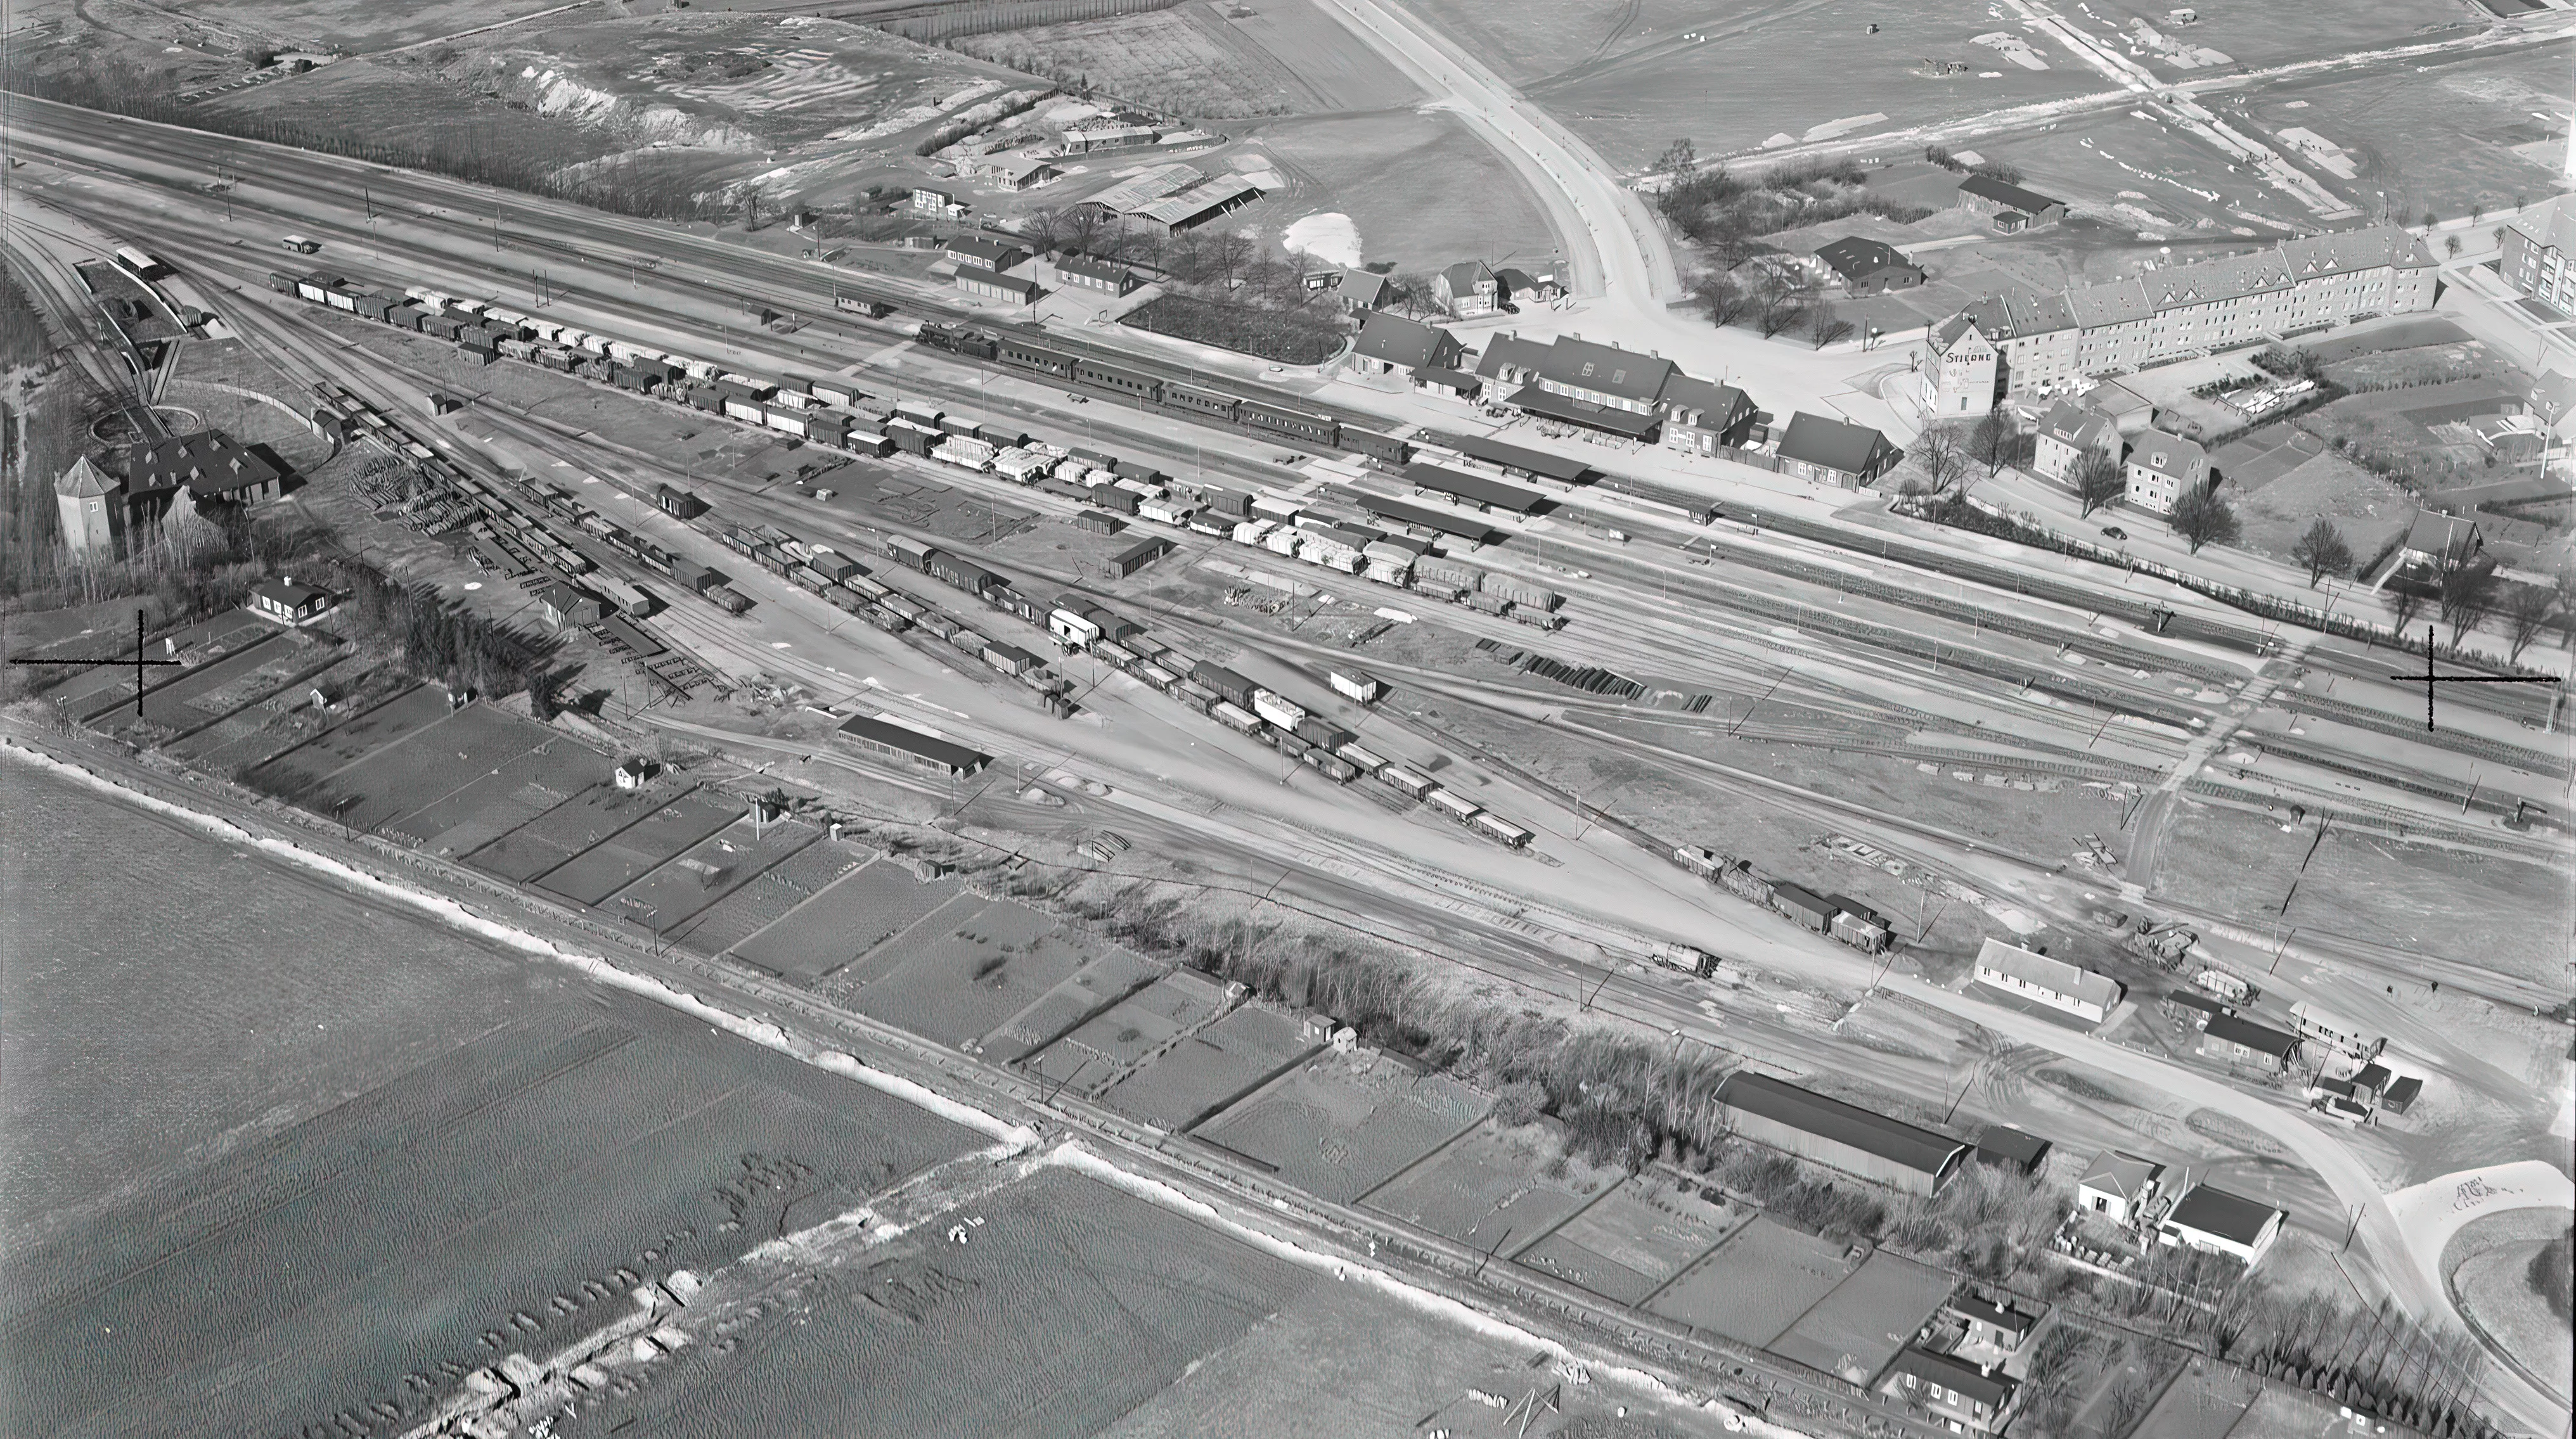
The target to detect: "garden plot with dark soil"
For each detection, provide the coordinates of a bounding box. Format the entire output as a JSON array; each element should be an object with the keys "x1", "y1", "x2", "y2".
[
  {"x1": 599, "y1": 815, "x2": 821, "y2": 937},
  {"x1": 551, "y1": 1167, "x2": 1313, "y2": 1439},
  {"x1": 536, "y1": 787, "x2": 747, "y2": 907},
  {"x1": 1098, "y1": 999, "x2": 1321, "y2": 1132},
  {"x1": 1763, "y1": 1248, "x2": 1956, "y2": 1385},
  {"x1": 245, "y1": 681, "x2": 449, "y2": 796},
  {"x1": 669, "y1": 835, "x2": 872, "y2": 957},
  {"x1": 465, "y1": 776, "x2": 699, "y2": 885},
  {"x1": 376, "y1": 733, "x2": 606, "y2": 855},
  {"x1": 1363, "y1": 1118, "x2": 1625, "y2": 1258},
  {"x1": 1195, "y1": 1048, "x2": 1492, "y2": 1204},
  {"x1": 1513, "y1": 1175, "x2": 1749, "y2": 1305},
  {"x1": 1645, "y1": 1213, "x2": 1862, "y2": 1346},
  {"x1": 1019, "y1": 968, "x2": 1230, "y2": 1094},
  {"x1": 318, "y1": 700, "x2": 557, "y2": 833},
  {"x1": 979, "y1": 946, "x2": 1164, "y2": 1065},
  {"x1": 835, "y1": 897, "x2": 1101, "y2": 1048},
  {"x1": 732, "y1": 868, "x2": 969, "y2": 983}
]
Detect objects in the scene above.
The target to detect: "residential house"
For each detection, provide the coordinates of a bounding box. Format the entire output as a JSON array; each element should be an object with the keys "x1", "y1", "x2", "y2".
[
  {"x1": 1660, "y1": 374, "x2": 1758, "y2": 454},
  {"x1": 248, "y1": 576, "x2": 332, "y2": 624},
  {"x1": 2076, "y1": 1150, "x2": 2164, "y2": 1225},
  {"x1": 1436, "y1": 260, "x2": 1500, "y2": 318},
  {"x1": 2395, "y1": 509, "x2": 2482, "y2": 574},
  {"x1": 1959, "y1": 175, "x2": 2068, "y2": 226},
  {"x1": 944, "y1": 235, "x2": 1030, "y2": 272},
  {"x1": 2032, "y1": 397, "x2": 2123, "y2": 484},
  {"x1": 1777, "y1": 413, "x2": 1901, "y2": 487},
  {"x1": 1949, "y1": 1296, "x2": 2040, "y2": 1357},
  {"x1": 2158, "y1": 1184, "x2": 2285, "y2": 1266},
  {"x1": 1943, "y1": 226, "x2": 2440, "y2": 399},
  {"x1": 1054, "y1": 253, "x2": 1142, "y2": 296},
  {"x1": 538, "y1": 582, "x2": 607, "y2": 627},
  {"x1": 1816, "y1": 236, "x2": 1926, "y2": 295},
  {"x1": 2499, "y1": 195, "x2": 2576, "y2": 313},
  {"x1": 1337, "y1": 271, "x2": 1395, "y2": 313},
  {"x1": 1350, "y1": 310, "x2": 1465, "y2": 378},
  {"x1": 1882, "y1": 1346, "x2": 2019, "y2": 1434},
  {"x1": 2199, "y1": 1013, "x2": 2302, "y2": 1073},
  {"x1": 1972, "y1": 938, "x2": 2123, "y2": 1023},
  {"x1": 1493, "y1": 266, "x2": 1563, "y2": 304},
  {"x1": 1921, "y1": 314, "x2": 2003, "y2": 416},
  {"x1": 2124, "y1": 433, "x2": 2210, "y2": 514}
]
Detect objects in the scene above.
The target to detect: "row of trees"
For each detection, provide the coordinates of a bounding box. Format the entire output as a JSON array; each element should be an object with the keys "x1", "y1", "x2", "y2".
[{"x1": 1696, "y1": 267, "x2": 1853, "y2": 348}]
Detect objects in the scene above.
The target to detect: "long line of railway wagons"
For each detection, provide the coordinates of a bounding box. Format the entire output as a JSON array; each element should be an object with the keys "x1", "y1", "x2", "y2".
[
  {"x1": 1669, "y1": 844, "x2": 1895, "y2": 955},
  {"x1": 912, "y1": 322, "x2": 1415, "y2": 465}
]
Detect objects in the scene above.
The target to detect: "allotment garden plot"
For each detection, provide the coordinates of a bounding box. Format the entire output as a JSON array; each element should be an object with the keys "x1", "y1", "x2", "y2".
[{"x1": 1194, "y1": 1049, "x2": 1492, "y2": 1205}]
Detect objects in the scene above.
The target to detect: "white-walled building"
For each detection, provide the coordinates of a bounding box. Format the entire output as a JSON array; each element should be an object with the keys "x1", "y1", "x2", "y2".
[{"x1": 1973, "y1": 938, "x2": 2123, "y2": 1023}]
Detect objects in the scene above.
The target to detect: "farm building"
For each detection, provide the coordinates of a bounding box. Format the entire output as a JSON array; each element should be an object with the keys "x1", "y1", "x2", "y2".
[
  {"x1": 2075, "y1": 1151, "x2": 2163, "y2": 1225},
  {"x1": 247, "y1": 576, "x2": 332, "y2": 624},
  {"x1": 955, "y1": 265, "x2": 1042, "y2": 305},
  {"x1": 1971, "y1": 938, "x2": 2122, "y2": 1023},
  {"x1": 1715, "y1": 1072, "x2": 1969, "y2": 1196},
  {"x1": 1881, "y1": 1346, "x2": 2019, "y2": 1434},
  {"x1": 2157, "y1": 1184, "x2": 2285, "y2": 1265},
  {"x1": 1351, "y1": 311, "x2": 1464, "y2": 378},
  {"x1": 1957, "y1": 175, "x2": 2066, "y2": 226},
  {"x1": 1815, "y1": 236, "x2": 1925, "y2": 295},
  {"x1": 834, "y1": 714, "x2": 989, "y2": 778},
  {"x1": 1972, "y1": 1125, "x2": 2051, "y2": 1177},
  {"x1": 1777, "y1": 414, "x2": 1900, "y2": 488},
  {"x1": 1054, "y1": 253, "x2": 1141, "y2": 295},
  {"x1": 2199, "y1": 1013, "x2": 2301, "y2": 1073},
  {"x1": 944, "y1": 234, "x2": 1029, "y2": 271}
]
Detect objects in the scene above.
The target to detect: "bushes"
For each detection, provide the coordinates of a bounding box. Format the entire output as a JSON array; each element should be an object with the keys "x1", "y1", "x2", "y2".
[
  {"x1": 327, "y1": 560, "x2": 557, "y2": 702},
  {"x1": 1122, "y1": 293, "x2": 1346, "y2": 366},
  {"x1": 1655, "y1": 158, "x2": 1931, "y2": 267},
  {"x1": 2534, "y1": 1227, "x2": 2574, "y2": 1323}
]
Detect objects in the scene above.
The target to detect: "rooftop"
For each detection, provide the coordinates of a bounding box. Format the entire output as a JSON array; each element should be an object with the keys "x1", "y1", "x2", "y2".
[
  {"x1": 1717, "y1": 1071, "x2": 1967, "y2": 1178},
  {"x1": 2164, "y1": 1184, "x2": 2282, "y2": 1246},
  {"x1": 2078, "y1": 1149, "x2": 2163, "y2": 1198},
  {"x1": 1403, "y1": 462, "x2": 1549, "y2": 513},
  {"x1": 1815, "y1": 235, "x2": 1916, "y2": 279},
  {"x1": 1451, "y1": 433, "x2": 1590, "y2": 482},
  {"x1": 2203, "y1": 1013, "x2": 2301, "y2": 1058},
  {"x1": 1777, "y1": 413, "x2": 1891, "y2": 475},
  {"x1": 1353, "y1": 310, "x2": 1457, "y2": 370},
  {"x1": 1535, "y1": 335, "x2": 1675, "y2": 405},
  {"x1": 837, "y1": 713, "x2": 990, "y2": 771},
  {"x1": 1886, "y1": 1346, "x2": 2016, "y2": 1409},
  {"x1": 1974, "y1": 938, "x2": 2122, "y2": 1011},
  {"x1": 119, "y1": 430, "x2": 283, "y2": 499},
  {"x1": 1960, "y1": 226, "x2": 2436, "y2": 340},
  {"x1": 1959, "y1": 173, "x2": 2064, "y2": 214}
]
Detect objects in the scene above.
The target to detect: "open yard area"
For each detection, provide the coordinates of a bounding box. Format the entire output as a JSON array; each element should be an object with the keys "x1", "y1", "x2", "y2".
[
  {"x1": 671, "y1": 833, "x2": 873, "y2": 957},
  {"x1": 2444, "y1": 1206, "x2": 2575, "y2": 1404},
  {"x1": 1019, "y1": 968, "x2": 1230, "y2": 1094},
  {"x1": 1257, "y1": 108, "x2": 1562, "y2": 274},
  {"x1": 1197, "y1": 1048, "x2": 1493, "y2": 1203},
  {"x1": 1363, "y1": 1117, "x2": 1625, "y2": 1257},
  {"x1": 1514, "y1": 1174, "x2": 1749, "y2": 1305},
  {"x1": 1763, "y1": 1248, "x2": 1955, "y2": 1384},
  {"x1": 1647, "y1": 1213, "x2": 1862, "y2": 1346},
  {"x1": 835, "y1": 897, "x2": 1104, "y2": 1047},
  {"x1": 1098, "y1": 999, "x2": 1321, "y2": 1130}
]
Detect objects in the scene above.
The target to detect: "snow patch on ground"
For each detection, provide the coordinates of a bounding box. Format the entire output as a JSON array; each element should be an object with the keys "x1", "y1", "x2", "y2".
[{"x1": 1284, "y1": 212, "x2": 1362, "y2": 269}]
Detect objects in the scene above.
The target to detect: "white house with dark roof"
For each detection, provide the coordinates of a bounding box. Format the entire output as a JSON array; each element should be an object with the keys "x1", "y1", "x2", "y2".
[
  {"x1": 2395, "y1": 509, "x2": 2482, "y2": 573},
  {"x1": 2158, "y1": 1184, "x2": 2286, "y2": 1265},
  {"x1": 1815, "y1": 236, "x2": 1926, "y2": 295},
  {"x1": 248, "y1": 575, "x2": 333, "y2": 624},
  {"x1": 1350, "y1": 310, "x2": 1464, "y2": 378},
  {"x1": 2032, "y1": 398, "x2": 2123, "y2": 484},
  {"x1": 1883, "y1": 1346, "x2": 2019, "y2": 1434},
  {"x1": 2076, "y1": 1150, "x2": 2164, "y2": 1225},
  {"x1": 1943, "y1": 226, "x2": 2440, "y2": 399},
  {"x1": 1921, "y1": 314, "x2": 2002, "y2": 416},
  {"x1": 2501, "y1": 195, "x2": 2576, "y2": 313},
  {"x1": 1436, "y1": 260, "x2": 1500, "y2": 317},
  {"x1": 2124, "y1": 433, "x2": 2210, "y2": 515},
  {"x1": 1660, "y1": 374, "x2": 1757, "y2": 454},
  {"x1": 1972, "y1": 938, "x2": 2123, "y2": 1023}
]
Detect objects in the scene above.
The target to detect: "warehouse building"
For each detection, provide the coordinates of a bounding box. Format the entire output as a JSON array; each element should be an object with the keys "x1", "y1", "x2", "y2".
[
  {"x1": 1972, "y1": 938, "x2": 2122, "y2": 1024},
  {"x1": 1716, "y1": 1071, "x2": 1969, "y2": 1196},
  {"x1": 835, "y1": 714, "x2": 990, "y2": 778}
]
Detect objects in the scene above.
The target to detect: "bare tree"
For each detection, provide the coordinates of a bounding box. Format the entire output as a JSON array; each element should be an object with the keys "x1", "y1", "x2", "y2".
[
  {"x1": 2504, "y1": 585, "x2": 2556, "y2": 663},
  {"x1": 2289, "y1": 518, "x2": 2354, "y2": 587},
  {"x1": 1805, "y1": 298, "x2": 1853, "y2": 349},
  {"x1": 2169, "y1": 488, "x2": 2240, "y2": 554},
  {"x1": 1754, "y1": 271, "x2": 1804, "y2": 338},
  {"x1": 1910, "y1": 422, "x2": 1971, "y2": 492},
  {"x1": 2439, "y1": 563, "x2": 2499, "y2": 646},
  {"x1": 1656, "y1": 137, "x2": 1697, "y2": 176},
  {"x1": 1022, "y1": 206, "x2": 1071, "y2": 253},
  {"x1": 1698, "y1": 271, "x2": 1747, "y2": 328},
  {"x1": 1967, "y1": 409, "x2": 2014, "y2": 476},
  {"x1": 2073, "y1": 448, "x2": 2127, "y2": 518},
  {"x1": 2387, "y1": 584, "x2": 2426, "y2": 641}
]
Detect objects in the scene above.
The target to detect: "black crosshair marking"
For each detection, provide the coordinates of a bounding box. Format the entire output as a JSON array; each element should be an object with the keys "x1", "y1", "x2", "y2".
[
  {"x1": 2390, "y1": 625, "x2": 2562, "y2": 731},
  {"x1": 6, "y1": 611, "x2": 184, "y2": 717}
]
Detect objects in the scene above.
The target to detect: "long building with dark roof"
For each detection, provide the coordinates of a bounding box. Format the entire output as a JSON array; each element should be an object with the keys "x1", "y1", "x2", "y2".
[
  {"x1": 1924, "y1": 225, "x2": 2439, "y2": 407},
  {"x1": 1717, "y1": 1071, "x2": 1969, "y2": 1196}
]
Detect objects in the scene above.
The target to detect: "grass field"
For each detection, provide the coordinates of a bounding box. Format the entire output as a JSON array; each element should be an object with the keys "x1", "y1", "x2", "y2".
[
  {"x1": 730, "y1": 859, "x2": 961, "y2": 980},
  {"x1": 842, "y1": 899, "x2": 1100, "y2": 1047},
  {"x1": 1225, "y1": 0, "x2": 1420, "y2": 112},
  {"x1": 1098, "y1": 999, "x2": 1320, "y2": 1130},
  {"x1": 2444, "y1": 1206, "x2": 2575, "y2": 1402},
  {"x1": 0, "y1": 762, "x2": 981, "y2": 1438},
  {"x1": 553, "y1": 1167, "x2": 1314, "y2": 1438},
  {"x1": 1646, "y1": 1213, "x2": 1860, "y2": 1345},
  {"x1": 535, "y1": 788, "x2": 746, "y2": 906},
  {"x1": 1763, "y1": 1248, "x2": 1955, "y2": 1383},
  {"x1": 377, "y1": 734, "x2": 604, "y2": 854},
  {"x1": 1514, "y1": 1175, "x2": 1747, "y2": 1305},
  {"x1": 245, "y1": 682, "x2": 448, "y2": 796},
  {"x1": 463, "y1": 777, "x2": 683, "y2": 884},
  {"x1": 954, "y1": 3, "x2": 1316, "y2": 118},
  {"x1": 1259, "y1": 108, "x2": 1561, "y2": 272},
  {"x1": 1363, "y1": 1118, "x2": 1624, "y2": 1257},
  {"x1": 598, "y1": 815, "x2": 821, "y2": 937},
  {"x1": 323, "y1": 701, "x2": 556, "y2": 835},
  {"x1": 669, "y1": 835, "x2": 872, "y2": 957},
  {"x1": 1196, "y1": 1049, "x2": 1491, "y2": 1204}
]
